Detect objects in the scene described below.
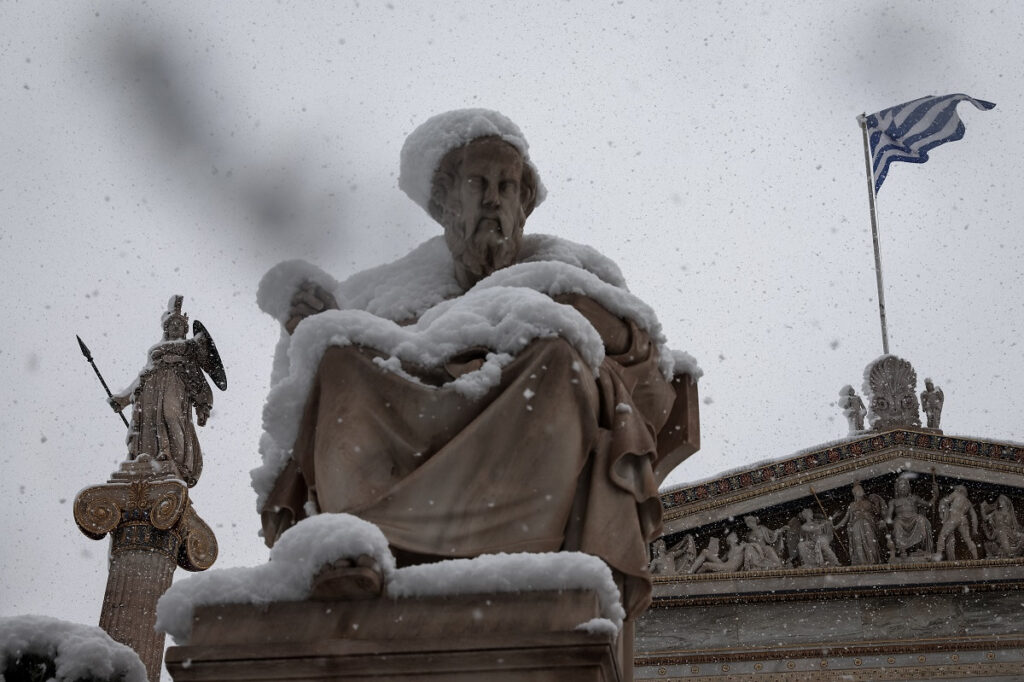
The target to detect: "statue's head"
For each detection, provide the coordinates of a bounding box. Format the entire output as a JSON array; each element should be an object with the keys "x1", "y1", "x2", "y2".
[
  {"x1": 432, "y1": 136, "x2": 539, "y2": 284},
  {"x1": 895, "y1": 477, "x2": 910, "y2": 497},
  {"x1": 799, "y1": 508, "x2": 814, "y2": 522},
  {"x1": 852, "y1": 483, "x2": 865, "y2": 499},
  {"x1": 725, "y1": 531, "x2": 739, "y2": 546},
  {"x1": 399, "y1": 109, "x2": 546, "y2": 288},
  {"x1": 925, "y1": 378, "x2": 934, "y2": 391},
  {"x1": 954, "y1": 484, "x2": 968, "y2": 496},
  {"x1": 162, "y1": 295, "x2": 189, "y2": 341},
  {"x1": 743, "y1": 515, "x2": 758, "y2": 529}
]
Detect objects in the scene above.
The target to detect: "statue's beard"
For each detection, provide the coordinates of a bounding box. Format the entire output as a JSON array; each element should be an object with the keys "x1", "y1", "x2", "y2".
[{"x1": 444, "y1": 212, "x2": 525, "y2": 284}]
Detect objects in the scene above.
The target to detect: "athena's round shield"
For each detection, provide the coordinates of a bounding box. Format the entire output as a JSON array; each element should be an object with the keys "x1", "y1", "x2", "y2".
[{"x1": 193, "y1": 320, "x2": 227, "y2": 391}]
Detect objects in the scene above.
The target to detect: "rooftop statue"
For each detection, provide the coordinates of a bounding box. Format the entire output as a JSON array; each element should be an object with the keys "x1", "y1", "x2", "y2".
[
  {"x1": 253, "y1": 109, "x2": 700, "y2": 619},
  {"x1": 838, "y1": 385, "x2": 866, "y2": 433},
  {"x1": 921, "y1": 378, "x2": 945, "y2": 430},
  {"x1": 109, "y1": 296, "x2": 227, "y2": 487}
]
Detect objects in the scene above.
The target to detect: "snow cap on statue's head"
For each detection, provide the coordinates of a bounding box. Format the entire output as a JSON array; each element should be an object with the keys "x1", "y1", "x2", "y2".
[{"x1": 398, "y1": 108, "x2": 546, "y2": 219}]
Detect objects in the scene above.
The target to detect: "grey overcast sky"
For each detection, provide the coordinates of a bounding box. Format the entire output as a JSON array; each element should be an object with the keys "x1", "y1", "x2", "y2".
[{"x1": 2, "y1": 0, "x2": 1021, "y2": 655}]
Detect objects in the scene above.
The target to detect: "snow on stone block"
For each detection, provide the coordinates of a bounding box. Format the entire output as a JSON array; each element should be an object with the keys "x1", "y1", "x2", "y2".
[
  {"x1": 669, "y1": 348, "x2": 703, "y2": 381},
  {"x1": 387, "y1": 552, "x2": 625, "y2": 631},
  {"x1": 0, "y1": 614, "x2": 147, "y2": 682},
  {"x1": 156, "y1": 515, "x2": 625, "y2": 644},
  {"x1": 574, "y1": 618, "x2": 621, "y2": 637},
  {"x1": 156, "y1": 514, "x2": 395, "y2": 644}
]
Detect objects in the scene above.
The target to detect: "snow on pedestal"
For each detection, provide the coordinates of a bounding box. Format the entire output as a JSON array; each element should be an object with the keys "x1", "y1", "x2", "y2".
[{"x1": 157, "y1": 513, "x2": 624, "y2": 646}]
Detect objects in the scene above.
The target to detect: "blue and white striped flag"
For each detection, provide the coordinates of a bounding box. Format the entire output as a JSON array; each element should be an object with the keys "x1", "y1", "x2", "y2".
[{"x1": 864, "y1": 93, "x2": 995, "y2": 193}]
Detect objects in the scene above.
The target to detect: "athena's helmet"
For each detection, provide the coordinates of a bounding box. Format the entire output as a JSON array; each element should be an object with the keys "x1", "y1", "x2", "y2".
[{"x1": 162, "y1": 295, "x2": 189, "y2": 335}]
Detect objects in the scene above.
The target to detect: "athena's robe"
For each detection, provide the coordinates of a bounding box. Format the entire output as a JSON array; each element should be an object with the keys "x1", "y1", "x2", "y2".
[
  {"x1": 125, "y1": 342, "x2": 211, "y2": 487},
  {"x1": 261, "y1": 296, "x2": 698, "y2": 619}
]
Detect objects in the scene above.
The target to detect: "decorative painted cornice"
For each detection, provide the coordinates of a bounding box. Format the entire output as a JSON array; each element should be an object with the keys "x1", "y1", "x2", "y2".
[{"x1": 660, "y1": 429, "x2": 1024, "y2": 516}]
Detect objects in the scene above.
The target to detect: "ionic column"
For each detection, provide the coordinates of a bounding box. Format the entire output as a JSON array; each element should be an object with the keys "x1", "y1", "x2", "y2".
[{"x1": 75, "y1": 456, "x2": 217, "y2": 682}]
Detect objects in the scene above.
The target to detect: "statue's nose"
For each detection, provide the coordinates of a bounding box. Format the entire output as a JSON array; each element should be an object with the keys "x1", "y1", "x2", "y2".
[{"x1": 482, "y1": 183, "x2": 500, "y2": 207}]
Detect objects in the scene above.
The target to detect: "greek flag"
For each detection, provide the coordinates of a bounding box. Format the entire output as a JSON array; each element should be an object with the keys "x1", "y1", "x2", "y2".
[{"x1": 865, "y1": 94, "x2": 995, "y2": 193}]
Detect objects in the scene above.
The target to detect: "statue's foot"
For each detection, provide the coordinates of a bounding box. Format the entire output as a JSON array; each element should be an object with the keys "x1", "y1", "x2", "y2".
[{"x1": 310, "y1": 554, "x2": 384, "y2": 600}]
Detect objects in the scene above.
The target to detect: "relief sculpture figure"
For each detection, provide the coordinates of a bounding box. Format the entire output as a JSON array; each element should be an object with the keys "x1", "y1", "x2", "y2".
[
  {"x1": 980, "y1": 495, "x2": 1024, "y2": 558},
  {"x1": 795, "y1": 508, "x2": 840, "y2": 568},
  {"x1": 649, "y1": 535, "x2": 697, "y2": 575},
  {"x1": 885, "y1": 477, "x2": 937, "y2": 562},
  {"x1": 741, "y1": 515, "x2": 784, "y2": 570},
  {"x1": 833, "y1": 483, "x2": 886, "y2": 565},
  {"x1": 935, "y1": 485, "x2": 979, "y2": 561},
  {"x1": 109, "y1": 296, "x2": 227, "y2": 487},
  {"x1": 690, "y1": 533, "x2": 744, "y2": 574}
]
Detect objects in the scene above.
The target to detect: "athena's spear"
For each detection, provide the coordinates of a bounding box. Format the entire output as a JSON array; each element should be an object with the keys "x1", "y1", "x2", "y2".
[{"x1": 76, "y1": 335, "x2": 130, "y2": 428}]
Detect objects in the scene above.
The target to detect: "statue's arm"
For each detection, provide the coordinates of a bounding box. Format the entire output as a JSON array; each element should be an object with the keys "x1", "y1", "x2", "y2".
[
  {"x1": 194, "y1": 378, "x2": 213, "y2": 426},
  {"x1": 108, "y1": 378, "x2": 137, "y2": 412},
  {"x1": 553, "y1": 293, "x2": 631, "y2": 355},
  {"x1": 108, "y1": 392, "x2": 133, "y2": 412}
]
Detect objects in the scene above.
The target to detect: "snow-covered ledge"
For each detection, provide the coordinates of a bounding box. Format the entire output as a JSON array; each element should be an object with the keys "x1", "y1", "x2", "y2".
[
  {"x1": 0, "y1": 615, "x2": 147, "y2": 682},
  {"x1": 156, "y1": 513, "x2": 625, "y2": 646}
]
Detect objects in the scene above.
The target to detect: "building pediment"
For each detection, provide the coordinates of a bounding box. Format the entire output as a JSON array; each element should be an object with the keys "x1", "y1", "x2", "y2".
[
  {"x1": 660, "y1": 429, "x2": 1024, "y2": 534},
  {"x1": 650, "y1": 429, "x2": 1024, "y2": 600}
]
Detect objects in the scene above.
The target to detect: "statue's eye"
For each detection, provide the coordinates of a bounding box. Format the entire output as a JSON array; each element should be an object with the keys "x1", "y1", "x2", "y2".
[{"x1": 499, "y1": 180, "x2": 517, "y2": 193}]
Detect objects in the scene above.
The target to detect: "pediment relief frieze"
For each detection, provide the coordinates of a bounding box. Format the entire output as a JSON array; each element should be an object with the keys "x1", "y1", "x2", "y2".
[{"x1": 652, "y1": 468, "x2": 1024, "y2": 580}]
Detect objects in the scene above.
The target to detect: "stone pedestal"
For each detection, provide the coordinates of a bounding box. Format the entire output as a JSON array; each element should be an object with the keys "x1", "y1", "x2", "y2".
[
  {"x1": 75, "y1": 456, "x2": 218, "y2": 682},
  {"x1": 165, "y1": 589, "x2": 626, "y2": 681}
]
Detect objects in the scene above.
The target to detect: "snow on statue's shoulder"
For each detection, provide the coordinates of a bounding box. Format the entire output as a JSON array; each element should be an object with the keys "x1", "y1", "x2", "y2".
[{"x1": 0, "y1": 614, "x2": 147, "y2": 682}]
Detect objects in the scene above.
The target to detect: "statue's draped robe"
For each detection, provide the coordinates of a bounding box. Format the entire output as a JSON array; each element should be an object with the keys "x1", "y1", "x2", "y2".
[
  {"x1": 127, "y1": 342, "x2": 210, "y2": 486},
  {"x1": 890, "y1": 496, "x2": 933, "y2": 554},
  {"x1": 844, "y1": 501, "x2": 881, "y2": 565},
  {"x1": 258, "y1": 237, "x2": 698, "y2": 619}
]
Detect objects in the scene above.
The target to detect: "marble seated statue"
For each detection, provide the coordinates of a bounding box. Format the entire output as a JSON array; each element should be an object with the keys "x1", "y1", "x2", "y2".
[{"x1": 252, "y1": 109, "x2": 700, "y2": 619}]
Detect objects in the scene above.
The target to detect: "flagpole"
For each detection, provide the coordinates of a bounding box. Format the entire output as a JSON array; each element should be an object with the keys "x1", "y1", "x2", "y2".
[{"x1": 857, "y1": 113, "x2": 890, "y2": 355}]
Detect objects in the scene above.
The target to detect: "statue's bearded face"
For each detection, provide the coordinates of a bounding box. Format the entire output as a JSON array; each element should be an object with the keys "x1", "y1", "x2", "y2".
[{"x1": 437, "y1": 138, "x2": 529, "y2": 283}]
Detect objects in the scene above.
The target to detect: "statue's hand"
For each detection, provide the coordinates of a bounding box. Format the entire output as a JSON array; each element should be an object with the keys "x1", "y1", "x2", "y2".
[
  {"x1": 286, "y1": 281, "x2": 339, "y2": 335},
  {"x1": 108, "y1": 395, "x2": 130, "y2": 412},
  {"x1": 196, "y1": 403, "x2": 210, "y2": 426}
]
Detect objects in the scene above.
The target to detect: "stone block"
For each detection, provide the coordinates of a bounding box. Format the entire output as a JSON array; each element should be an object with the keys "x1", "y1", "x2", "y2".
[{"x1": 165, "y1": 589, "x2": 624, "y2": 681}]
